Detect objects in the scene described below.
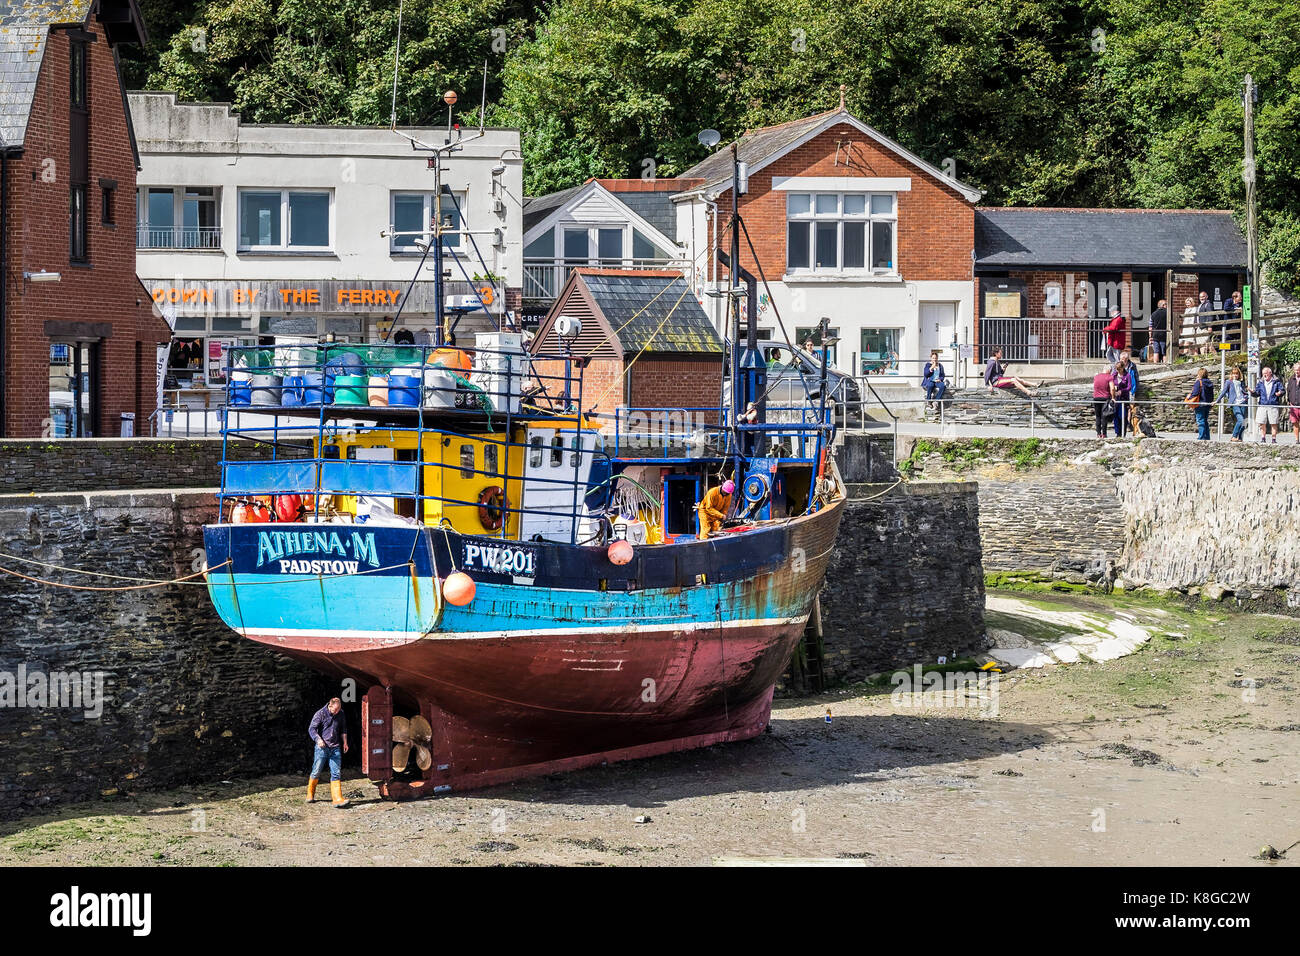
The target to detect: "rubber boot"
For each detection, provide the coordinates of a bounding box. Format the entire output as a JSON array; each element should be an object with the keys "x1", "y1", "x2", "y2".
[
  {"x1": 306, "y1": 778, "x2": 318, "y2": 803},
  {"x1": 330, "y1": 780, "x2": 350, "y2": 808}
]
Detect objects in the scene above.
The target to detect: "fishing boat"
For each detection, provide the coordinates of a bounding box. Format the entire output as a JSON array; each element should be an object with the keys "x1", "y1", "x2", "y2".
[{"x1": 201, "y1": 136, "x2": 846, "y2": 797}]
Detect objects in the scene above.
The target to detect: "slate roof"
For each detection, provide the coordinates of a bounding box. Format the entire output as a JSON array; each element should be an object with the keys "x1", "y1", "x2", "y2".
[
  {"x1": 617, "y1": 191, "x2": 676, "y2": 240},
  {"x1": 581, "y1": 271, "x2": 722, "y2": 355},
  {"x1": 0, "y1": 1, "x2": 143, "y2": 149},
  {"x1": 677, "y1": 111, "x2": 834, "y2": 190},
  {"x1": 975, "y1": 207, "x2": 1247, "y2": 271},
  {"x1": 522, "y1": 182, "x2": 585, "y2": 233}
]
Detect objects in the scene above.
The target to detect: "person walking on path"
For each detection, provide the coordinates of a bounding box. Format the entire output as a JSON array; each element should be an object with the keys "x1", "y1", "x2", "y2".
[
  {"x1": 921, "y1": 350, "x2": 947, "y2": 411},
  {"x1": 307, "y1": 697, "x2": 350, "y2": 808},
  {"x1": 1253, "y1": 365, "x2": 1285, "y2": 443},
  {"x1": 1148, "y1": 299, "x2": 1168, "y2": 364},
  {"x1": 1186, "y1": 368, "x2": 1214, "y2": 441},
  {"x1": 1287, "y1": 363, "x2": 1300, "y2": 443},
  {"x1": 1103, "y1": 310, "x2": 1127, "y2": 364},
  {"x1": 1093, "y1": 363, "x2": 1118, "y2": 439},
  {"x1": 1180, "y1": 296, "x2": 1198, "y2": 358},
  {"x1": 1217, "y1": 366, "x2": 1249, "y2": 442}
]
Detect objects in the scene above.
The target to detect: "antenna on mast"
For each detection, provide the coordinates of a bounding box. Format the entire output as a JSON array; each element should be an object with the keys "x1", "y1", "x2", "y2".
[{"x1": 389, "y1": 0, "x2": 405, "y2": 129}]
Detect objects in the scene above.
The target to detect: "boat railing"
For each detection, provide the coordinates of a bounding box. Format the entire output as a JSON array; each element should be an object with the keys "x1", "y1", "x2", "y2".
[
  {"x1": 223, "y1": 341, "x2": 583, "y2": 419},
  {"x1": 218, "y1": 419, "x2": 618, "y2": 539}
]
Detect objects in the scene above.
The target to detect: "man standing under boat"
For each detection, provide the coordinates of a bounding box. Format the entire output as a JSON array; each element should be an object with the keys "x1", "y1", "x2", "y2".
[
  {"x1": 697, "y1": 479, "x2": 734, "y2": 540},
  {"x1": 307, "y1": 697, "x2": 350, "y2": 808}
]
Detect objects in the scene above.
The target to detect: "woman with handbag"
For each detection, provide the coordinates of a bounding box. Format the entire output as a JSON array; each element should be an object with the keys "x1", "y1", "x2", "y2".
[
  {"x1": 1185, "y1": 368, "x2": 1214, "y2": 440},
  {"x1": 1093, "y1": 363, "x2": 1117, "y2": 439}
]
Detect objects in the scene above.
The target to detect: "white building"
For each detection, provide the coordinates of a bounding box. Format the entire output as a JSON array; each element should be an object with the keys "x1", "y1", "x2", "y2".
[{"x1": 129, "y1": 92, "x2": 524, "y2": 420}]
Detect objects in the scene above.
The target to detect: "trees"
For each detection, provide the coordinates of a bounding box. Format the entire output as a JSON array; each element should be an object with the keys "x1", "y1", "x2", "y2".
[{"x1": 125, "y1": 0, "x2": 1300, "y2": 292}]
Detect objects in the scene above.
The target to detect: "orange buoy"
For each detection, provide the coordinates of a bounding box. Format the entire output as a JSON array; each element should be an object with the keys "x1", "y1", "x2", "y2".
[
  {"x1": 231, "y1": 499, "x2": 271, "y2": 524},
  {"x1": 607, "y1": 539, "x2": 634, "y2": 566},
  {"x1": 443, "y1": 571, "x2": 476, "y2": 606}
]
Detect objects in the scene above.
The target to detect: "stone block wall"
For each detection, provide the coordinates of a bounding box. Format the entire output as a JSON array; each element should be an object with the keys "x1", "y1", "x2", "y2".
[
  {"x1": 817, "y1": 482, "x2": 987, "y2": 683},
  {"x1": 0, "y1": 490, "x2": 334, "y2": 819},
  {"x1": 903, "y1": 436, "x2": 1300, "y2": 601},
  {"x1": 0, "y1": 438, "x2": 304, "y2": 494}
]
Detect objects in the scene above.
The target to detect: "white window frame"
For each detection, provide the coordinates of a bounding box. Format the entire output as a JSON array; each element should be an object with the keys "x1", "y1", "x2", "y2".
[
  {"x1": 137, "y1": 186, "x2": 222, "y2": 249},
  {"x1": 237, "y1": 188, "x2": 334, "y2": 253},
  {"x1": 786, "y1": 192, "x2": 897, "y2": 275},
  {"x1": 389, "y1": 191, "x2": 466, "y2": 254}
]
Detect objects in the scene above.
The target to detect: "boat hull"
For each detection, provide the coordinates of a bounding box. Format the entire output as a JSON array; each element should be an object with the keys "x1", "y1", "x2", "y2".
[{"x1": 203, "y1": 493, "x2": 842, "y2": 793}]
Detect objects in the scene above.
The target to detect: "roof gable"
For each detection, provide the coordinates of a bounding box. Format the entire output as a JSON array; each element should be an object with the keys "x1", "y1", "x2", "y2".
[
  {"x1": 522, "y1": 180, "x2": 680, "y2": 255},
  {"x1": 0, "y1": 0, "x2": 146, "y2": 150},
  {"x1": 676, "y1": 109, "x2": 983, "y2": 204},
  {"x1": 534, "y1": 270, "x2": 722, "y2": 358}
]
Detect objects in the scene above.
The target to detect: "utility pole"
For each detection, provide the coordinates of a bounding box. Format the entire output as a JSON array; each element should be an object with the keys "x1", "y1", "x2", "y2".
[{"x1": 1242, "y1": 74, "x2": 1260, "y2": 430}]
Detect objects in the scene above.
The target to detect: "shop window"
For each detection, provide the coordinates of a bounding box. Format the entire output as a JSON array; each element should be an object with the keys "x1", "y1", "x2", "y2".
[
  {"x1": 787, "y1": 192, "x2": 896, "y2": 274},
  {"x1": 860, "y1": 328, "x2": 901, "y2": 376}
]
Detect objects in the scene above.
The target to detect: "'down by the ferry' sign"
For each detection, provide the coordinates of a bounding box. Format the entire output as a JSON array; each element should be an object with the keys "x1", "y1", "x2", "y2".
[
  {"x1": 462, "y1": 542, "x2": 537, "y2": 577},
  {"x1": 144, "y1": 279, "x2": 504, "y2": 315}
]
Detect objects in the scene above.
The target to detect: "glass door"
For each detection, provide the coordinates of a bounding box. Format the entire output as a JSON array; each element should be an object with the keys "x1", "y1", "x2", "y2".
[{"x1": 48, "y1": 342, "x2": 98, "y2": 437}]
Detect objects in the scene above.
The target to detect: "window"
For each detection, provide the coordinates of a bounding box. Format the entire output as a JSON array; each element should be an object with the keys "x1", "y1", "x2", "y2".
[
  {"x1": 786, "y1": 192, "x2": 896, "y2": 274},
  {"x1": 484, "y1": 444, "x2": 499, "y2": 477},
  {"x1": 390, "y1": 191, "x2": 463, "y2": 253},
  {"x1": 597, "y1": 228, "x2": 622, "y2": 265},
  {"x1": 796, "y1": 326, "x2": 840, "y2": 367},
  {"x1": 138, "y1": 187, "x2": 220, "y2": 248},
  {"x1": 529, "y1": 435, "x2": 543, "y2": 468},
  {"x1": 860, "y1": 328, "x2": 902, "y2": 375},
  {"x1": 459, "y1": 444, "x2": 475, "y2": 479},
  {"x1": 70, "y1": 40, "x2": 87, "y2": 108},
  {"x1": 69, "y1": 186, "x2": 88, "y2": 261},
  {"x1": 239, "y1": 189, "x2": 331, "y2": 251},
  {"x1": 99, "y1": 180, "x2": 116, "y2": 226},
  {"x1": 550, "y1": 435, "x2": 563, "y2": 466}
]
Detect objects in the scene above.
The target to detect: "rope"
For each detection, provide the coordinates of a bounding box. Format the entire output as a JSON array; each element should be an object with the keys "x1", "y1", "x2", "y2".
[
  {"x1": 0, "y1": 550, "x2": 211, "y2": 584},
  {"x1": 0, "y1": 560, "x2": 229, "y2": 592}
]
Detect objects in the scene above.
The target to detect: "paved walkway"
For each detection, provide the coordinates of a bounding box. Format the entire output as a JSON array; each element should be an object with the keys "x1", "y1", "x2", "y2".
[{"x1": 862, "y1": 418, "x2": 1297, "y2": 444}]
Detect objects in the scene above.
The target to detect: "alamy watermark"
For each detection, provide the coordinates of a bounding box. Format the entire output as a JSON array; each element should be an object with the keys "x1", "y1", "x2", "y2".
[
  {"x1": 0, "y1": 665, "x2": 107, "y2": 718},
  {"x1": 890, "y1": 663, "x2": 1000, "y2": 717}
]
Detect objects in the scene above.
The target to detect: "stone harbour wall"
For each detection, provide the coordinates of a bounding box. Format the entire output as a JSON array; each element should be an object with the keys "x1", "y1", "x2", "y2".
[
  {"x1": 902, "y1": 436, "x2": 1300, "y2": 602},
  {"x1": 0, "y1": 490, "x2": 334, "y2": 820},
  {"x1": 0, "y1": 438, "x2": 305, "y2": 495},
  {"x1": 817, "y1": 482, "x2": 987, "y2": 683}
]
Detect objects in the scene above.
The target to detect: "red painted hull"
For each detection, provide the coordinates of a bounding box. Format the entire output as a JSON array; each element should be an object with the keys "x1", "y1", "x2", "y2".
[{"x1": 257, "y1": 620, "x2": 802, "y2": 793}]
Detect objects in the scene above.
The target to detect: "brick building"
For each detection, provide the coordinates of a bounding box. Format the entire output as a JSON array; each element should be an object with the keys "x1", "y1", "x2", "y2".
[
  {"x1": 0, "y1": 0, "x2": 167, "y2": 438},
  {"x1": 524, "y1": 99, "x2": 985, "y2": 388},
  {"x1": 974, "y1": 208, "x2": 1248, "y2": 364},
  {"x1": 531, "y1": 269, "x2": 723, "y2": 421}
]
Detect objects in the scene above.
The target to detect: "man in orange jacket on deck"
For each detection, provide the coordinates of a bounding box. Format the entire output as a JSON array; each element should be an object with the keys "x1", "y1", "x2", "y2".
[{"x1": 696, "y1": 479, "x2": 734, "y2": 540}]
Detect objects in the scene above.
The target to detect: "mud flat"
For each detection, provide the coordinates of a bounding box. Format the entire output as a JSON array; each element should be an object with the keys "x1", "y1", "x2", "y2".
[{"x1": 1, "y1": 590, "x2": 1296, "y2": 867}]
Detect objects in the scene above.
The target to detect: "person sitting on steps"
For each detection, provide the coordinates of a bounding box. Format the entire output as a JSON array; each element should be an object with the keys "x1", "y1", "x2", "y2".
[{"x1": 983, "y1": 347, "x2": 1037, "y2": 397}]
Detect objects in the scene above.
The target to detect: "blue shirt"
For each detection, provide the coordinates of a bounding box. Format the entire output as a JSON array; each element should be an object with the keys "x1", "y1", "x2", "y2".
[
  {"x1": 922, "y1": 362, "x2": 945, "y2": 387},
  {"x1": 308, "y1": 704, "x2": 347, "y2": 747},
  {"x1": 1255, "y1": 378, "x2": 1285, "y2": 406},
  {"x1": 1218, "y1": 379, "x2": 1247, "y2": 408}
]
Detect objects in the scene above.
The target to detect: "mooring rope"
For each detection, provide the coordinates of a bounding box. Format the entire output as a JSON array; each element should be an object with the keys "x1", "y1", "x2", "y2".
[{"x1": 0, "y1": 559, "x2": 229, "y2": 592}]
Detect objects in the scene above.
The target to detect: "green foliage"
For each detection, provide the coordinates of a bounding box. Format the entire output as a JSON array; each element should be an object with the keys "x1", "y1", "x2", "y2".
[
  {"x1": 1263, "y1": 337, "x2": 1300, "y2": 374},
  {"x1": 125, "y1": 1, "x2": 1300, "y2": 289}
]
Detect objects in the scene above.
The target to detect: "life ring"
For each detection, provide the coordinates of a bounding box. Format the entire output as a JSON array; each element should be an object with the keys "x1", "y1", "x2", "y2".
[{"x1": 477, "y1": 485, "x2": 507, "y2": 530}]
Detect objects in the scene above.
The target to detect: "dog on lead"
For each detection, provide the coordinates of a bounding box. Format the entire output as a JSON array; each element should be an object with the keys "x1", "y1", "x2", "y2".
[{"x1": 1130, "y1": 402, "x2": 1157, "y2": 438}]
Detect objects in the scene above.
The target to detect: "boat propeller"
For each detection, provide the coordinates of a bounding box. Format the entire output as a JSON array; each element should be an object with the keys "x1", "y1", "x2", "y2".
[{"x1": 391, "y1": 714, "x2": 433, "y2": 773}]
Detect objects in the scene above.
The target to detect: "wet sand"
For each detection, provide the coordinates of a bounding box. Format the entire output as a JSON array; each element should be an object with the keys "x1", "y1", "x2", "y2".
[{"x1": 2, "y1": 590, "x2": 1297, "y2": 866}]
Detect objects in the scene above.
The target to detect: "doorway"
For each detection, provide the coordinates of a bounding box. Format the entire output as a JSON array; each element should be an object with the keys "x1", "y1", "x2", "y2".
[
  {"x1": 920, "y1": 302, "x2": 957, "y2": 362},
  {"x1": 47, "y1": 341, "x2": 99, "y2": 437}
]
